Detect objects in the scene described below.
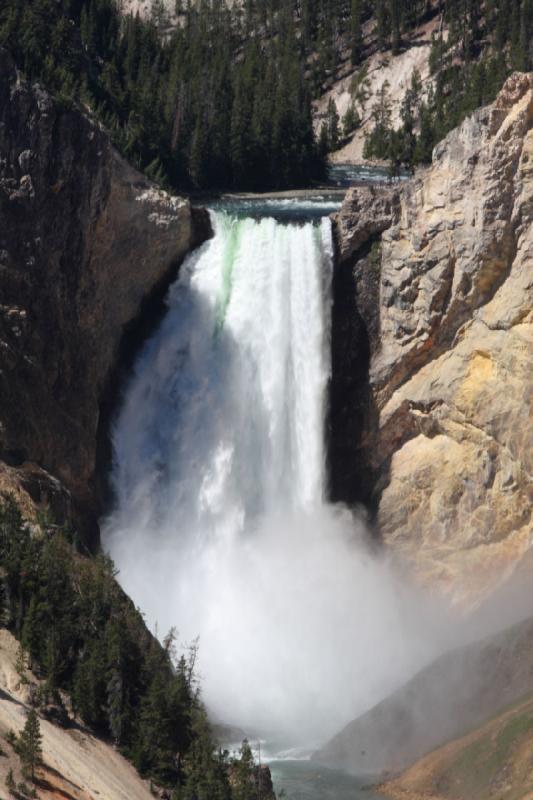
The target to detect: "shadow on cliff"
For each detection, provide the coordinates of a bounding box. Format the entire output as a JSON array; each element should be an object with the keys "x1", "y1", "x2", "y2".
[
  {"x1": 92, "y1": 208, "x2": 212, "y2": 543},
  {"x1": 326, "y1": 235, "x2": 381, "y2": 528}
]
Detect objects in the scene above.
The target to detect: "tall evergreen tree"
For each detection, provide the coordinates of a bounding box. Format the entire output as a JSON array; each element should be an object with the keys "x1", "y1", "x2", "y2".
[
  {"x1": 17, "y1": 709, "x2": 42, "y2": 782},
  {"x1": 350, "y1": 0, "x2": 363, "y2": 64}
]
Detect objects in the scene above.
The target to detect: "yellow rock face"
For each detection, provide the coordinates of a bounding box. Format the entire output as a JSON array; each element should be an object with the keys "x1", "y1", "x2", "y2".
[{"x1": 364, "y1": 73, "x2": 533, "y2": 605}]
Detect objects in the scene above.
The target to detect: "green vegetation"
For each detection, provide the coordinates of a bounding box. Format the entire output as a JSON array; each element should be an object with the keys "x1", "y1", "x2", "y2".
[
  {"x1": 0, "y1": 496, "x2": 274, "y2": 798},
  {"x1": 16, "y1": 710, "x2": 42, "y2": 783},
  {"x1": 319, "y1": 98, "x2": 341, "y2": 155},
  {"x1": 364, "y1": 0, "x2": 533, "y2": 171},
  {"x1": 0, "y1": 0, "x2": 323, "y2": 191},
  {"x1": 427, "y1": 702, "x2": 533, "y2": 800},
  {"x1": 1, "y1": 0, "x2": 531, "y2": 188},
  {"x1": 5, "y1": 768, "x2": 16, "y2": 795}
]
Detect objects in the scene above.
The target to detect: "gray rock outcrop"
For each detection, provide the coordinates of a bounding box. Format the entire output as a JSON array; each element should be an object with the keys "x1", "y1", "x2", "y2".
[{"x1": 0, "y1": 49, "x2": 208, "y2": 542}]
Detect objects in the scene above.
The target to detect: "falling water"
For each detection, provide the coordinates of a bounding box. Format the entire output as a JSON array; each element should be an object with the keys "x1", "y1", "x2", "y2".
[{"x1": 103, "y1": 206, "x2": 444, "y2": 748}]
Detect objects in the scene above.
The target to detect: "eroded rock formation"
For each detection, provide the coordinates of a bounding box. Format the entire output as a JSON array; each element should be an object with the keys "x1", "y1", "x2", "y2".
[
  {"x1": 0, "y1": 49, "x2": 208, "y2": 542},
  {"x1": 332, "y1": 73, "x2": 533, "y2": 604}
]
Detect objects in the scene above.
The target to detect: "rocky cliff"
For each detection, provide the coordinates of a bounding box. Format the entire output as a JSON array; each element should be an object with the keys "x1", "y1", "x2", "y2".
[
  {"x1": 0, "y1": 48, "x2": 208, "y2": 543},
  {"x1": 331, "y1": 72, "x2": 533, "y2": 605}
]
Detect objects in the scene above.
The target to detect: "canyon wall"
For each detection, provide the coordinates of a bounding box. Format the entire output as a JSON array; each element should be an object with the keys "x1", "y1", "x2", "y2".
[
  {"x1": 332, "y1": 72, "x2": 533, "y2": 605},
  {"x1": 0, "y1": 49, "x2": 208, "y2": 543},
  {"x1": 315, "y1": 615, "x2": 533, "y2": 776}
]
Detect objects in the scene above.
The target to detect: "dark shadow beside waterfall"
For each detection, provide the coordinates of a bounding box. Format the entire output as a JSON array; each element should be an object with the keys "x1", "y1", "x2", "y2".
[
  {"x1": 327, "y1": 235, "x2": 381, "y2": 521},
  {"x1": 94, "y1": 209, "x2": 212, "y2": 540}
]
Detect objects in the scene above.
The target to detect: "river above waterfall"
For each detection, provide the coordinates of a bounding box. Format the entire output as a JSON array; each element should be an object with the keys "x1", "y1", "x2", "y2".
[{"x1": 207, "y1": 193, "x2": 344, "y2": 220}]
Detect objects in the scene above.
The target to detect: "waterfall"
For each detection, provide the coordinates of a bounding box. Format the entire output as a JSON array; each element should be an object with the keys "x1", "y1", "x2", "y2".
[{"x1": 103, "y1": 208, "x2": 442, "y2": 747}]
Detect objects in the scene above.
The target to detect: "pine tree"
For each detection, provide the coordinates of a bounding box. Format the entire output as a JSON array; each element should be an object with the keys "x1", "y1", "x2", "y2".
[
  {"x1": 350, "y1": 0, "x2": 363, "y2": 64},
  {"x1": 342, "y1": 103, "x2": 360, "y2": 137},
  {"x1": 414, "y1": 102, "x2": 435, "y2": 164},
  {"x1": 0, "y1": 0, "x2": 526, "y2": 190},
  {"x1": 327, "y1": 97, "x2": 340, "y2": 151},
  {"x1": 375, "y1": 0, "x2": 390, "y2": 49},
  {"x1": 21, "y1": 597, "x2": 40, "y2": 671},
  {"x1": 318, "y1": 120, "x2": 330, "y2": 156},
  {"x1": 105, "y1": 618, "x2": 132, "y2": 746},
  {"x1": 151, "y1": 0, "x2": 168, "y2": 30},
  {"x1": 232, "y1": 740, "x2": 256, "y2": 800},
  {"x1": 179, "y1": 708, "x2": 231, "y2": 800},
  {"x1": 390, "y1": 0, "x2": 401, "y2": 53},
  {"x1": 6, "y1": 768, "x2": 15, "y2": 795},
  {"x1": 17, "y1": 709, "x2": 42, "y2": 783},
  {"x1": 398, "y1": 86, "x2": 416, "y2": 170},
  {"x1": 364, "y1": 80, "x2": 393, "y2": 159}
]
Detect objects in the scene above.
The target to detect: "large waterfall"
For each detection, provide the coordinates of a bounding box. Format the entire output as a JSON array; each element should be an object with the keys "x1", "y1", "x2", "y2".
[{"x1": 103, "y1": 206, "x2": 441, "y2": 748}]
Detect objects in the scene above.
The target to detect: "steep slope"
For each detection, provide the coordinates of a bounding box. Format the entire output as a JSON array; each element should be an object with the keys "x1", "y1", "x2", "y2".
[
  {"x1": 0, "y1": 49, "x2": 208, "y2": 544},
  {"x1": 379, "y1": 694, "x2": 533, "y2": 800},
  {"x1": 0, "y1": 628, "x2": 153, "y2": 800},
  {"x1": 331, "y1": 71, "x2": 533, "y2": 606},
  {"x1": 313, "y1": 615, "x2": 533, "y2": 777},
  {"x1": 315, "y1": 14, "x2": 441, "y2": 163}
]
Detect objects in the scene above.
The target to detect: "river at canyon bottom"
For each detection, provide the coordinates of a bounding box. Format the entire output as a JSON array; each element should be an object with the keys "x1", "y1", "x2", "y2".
[{"x1": 270, "y1": 759, "x2": 387, "y2": 800}]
